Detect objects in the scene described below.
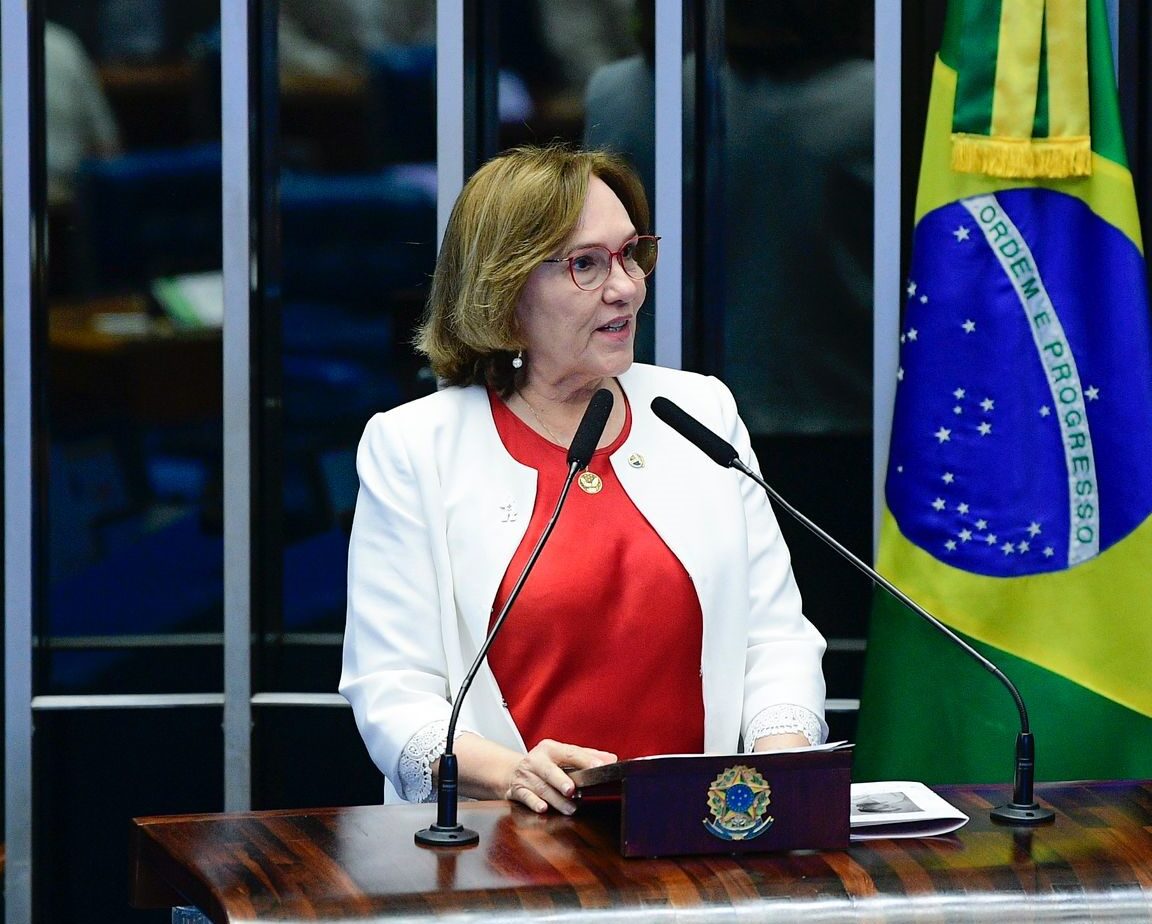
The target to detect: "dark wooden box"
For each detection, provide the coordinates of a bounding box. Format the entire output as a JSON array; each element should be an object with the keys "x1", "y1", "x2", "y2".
[{"x1": 571, "y1": 748, "x2": 852, "y2": 857}]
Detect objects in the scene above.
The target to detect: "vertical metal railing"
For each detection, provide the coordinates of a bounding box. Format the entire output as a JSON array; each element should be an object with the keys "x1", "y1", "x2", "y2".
[
  {"x1": 437, "y1": 0, "x2": 466, "y2": 245},
  {"x1": 221, "y1": 0, "x2": 254, "y2": 811},
  {"x1": 2, "y1": 0, "x2": 35, "y2": 916},
  {"x1": 654, "y1": 0, "x2": 684, "y2": 370},
  {"x1": 873, "y1": 0, "x2": 902, "y2": 553}
]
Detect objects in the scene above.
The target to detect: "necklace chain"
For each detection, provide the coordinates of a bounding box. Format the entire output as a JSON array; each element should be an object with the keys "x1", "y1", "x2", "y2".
[{"x1": 516, "y1": 390, "x2": 569, "y2": 446}]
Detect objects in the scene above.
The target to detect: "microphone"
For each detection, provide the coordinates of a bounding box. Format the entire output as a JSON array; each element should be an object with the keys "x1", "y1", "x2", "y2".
[
  {"x1": 416, "y1": 387, "x2": 615, "y2": 847},
  {"x1": 650, "y1": 395, "x2": 1055, "y2": 826},
  {"x1": 567, "y1": 387, "x2": 614, "y2": 469}
]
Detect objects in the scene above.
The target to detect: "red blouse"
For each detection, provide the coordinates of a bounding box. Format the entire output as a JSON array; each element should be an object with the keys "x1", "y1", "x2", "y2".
[{"x1": 485, "y1": 390, "x2": 705, "y2": 760}]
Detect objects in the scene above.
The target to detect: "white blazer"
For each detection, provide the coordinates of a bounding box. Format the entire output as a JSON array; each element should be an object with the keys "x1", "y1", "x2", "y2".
[{"x1": 339, "y1": 363, "x2": 827, "y2": 801}]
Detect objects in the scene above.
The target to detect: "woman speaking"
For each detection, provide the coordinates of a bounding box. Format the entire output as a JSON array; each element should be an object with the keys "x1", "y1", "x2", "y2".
[{"x1": 340, "y1": 145, "x2": 827, "y2": 814}]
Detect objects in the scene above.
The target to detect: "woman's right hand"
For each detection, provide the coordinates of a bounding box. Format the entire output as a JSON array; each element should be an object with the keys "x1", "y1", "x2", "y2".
[{"x1": 504, "y1": 739, "x2": 618, "y2": 815}]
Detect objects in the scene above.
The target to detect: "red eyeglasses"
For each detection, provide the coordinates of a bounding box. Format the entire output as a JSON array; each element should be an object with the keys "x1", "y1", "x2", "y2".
[{"x1": 541, "y1": 235, "x2": 660, "y2": 291}]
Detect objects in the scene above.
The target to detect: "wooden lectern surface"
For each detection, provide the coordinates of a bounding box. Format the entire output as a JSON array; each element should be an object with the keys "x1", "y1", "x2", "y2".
[{"x1": 131, "y1": 780, "x2": 1152, "y2": 923}]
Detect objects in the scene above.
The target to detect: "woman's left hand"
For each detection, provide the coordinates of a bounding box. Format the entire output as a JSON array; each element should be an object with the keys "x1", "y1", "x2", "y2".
[{"x1": 504, "y1": 739, "x2": 618, "y2": 815}]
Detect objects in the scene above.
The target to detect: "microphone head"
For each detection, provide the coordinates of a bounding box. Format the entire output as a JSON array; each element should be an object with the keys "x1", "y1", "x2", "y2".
[
  {"x1": 567, "y1": 388, "x2": 614, "y2": 469},
  {"x1": 651, "y1": 396, "x2": 739, "y2": 468}
]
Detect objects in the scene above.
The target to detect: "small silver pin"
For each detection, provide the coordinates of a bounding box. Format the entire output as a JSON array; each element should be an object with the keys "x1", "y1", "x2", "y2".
[
  {"x1": 499, "y1": 501, "x2": 518, "y2": 523},
  {"x1": 627, "y1": 452, "x2": 645, "y2": 469}
]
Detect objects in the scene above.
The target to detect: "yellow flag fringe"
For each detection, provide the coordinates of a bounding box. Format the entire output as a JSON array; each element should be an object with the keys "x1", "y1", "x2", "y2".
[{"x1": 951, "y1": 132, "x2": 1093, "y2": 178}]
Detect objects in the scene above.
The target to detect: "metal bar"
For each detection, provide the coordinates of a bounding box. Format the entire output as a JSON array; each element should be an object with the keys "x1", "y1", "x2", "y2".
[
  {"x1": 437, "y1": 0, "x2": 465, "y2": 245},
  {"x1": 32, "y1": 694, "x2": 225, "y2": 711},
  {"x1": 267, "y1": 632, "x2": 344, "y2": 646},
  {"x1": 221, "y1": 0, "x2": 253, "y2": 812},
  {"x1": 34, "y1": 633, "x2": 225, "y2": 650},
  {"x1": 31, "y1": 693, "x2": 351, "y2": 711},
  {"x1": 251, "y1": 693, "x2": 350, "y2": 707},
  {"x1": 654, "y1": 0, "x2": 684, "y2": 369},
  {"x1": 3, "y1": 0, "x2": 35, "y2": 914},
  {"x1": 34, "y1": 631, "x2": 344, "y2": 650},
  {"x1": 872, "y1": 0, "x2": 902, "y2": 556}
]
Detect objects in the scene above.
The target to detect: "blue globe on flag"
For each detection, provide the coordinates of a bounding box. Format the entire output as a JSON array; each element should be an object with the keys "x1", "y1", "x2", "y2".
[{"x1": 887, "y1": 188, "x2": 1152, "y2": 578}]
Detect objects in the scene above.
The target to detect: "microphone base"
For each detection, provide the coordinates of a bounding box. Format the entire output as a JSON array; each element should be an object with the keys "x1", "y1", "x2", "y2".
[
  {"x1": 414, "y1": 823, "x2": 480, "y2": 847},
  {"x1": 989, "y1": 802, "x2": 1056, "y2": 826}
]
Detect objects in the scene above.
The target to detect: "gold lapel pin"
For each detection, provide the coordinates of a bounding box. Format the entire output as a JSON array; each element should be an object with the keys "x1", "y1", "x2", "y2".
[{"x1": 578, "y1": 471, "x2": 604, "y2": 494}]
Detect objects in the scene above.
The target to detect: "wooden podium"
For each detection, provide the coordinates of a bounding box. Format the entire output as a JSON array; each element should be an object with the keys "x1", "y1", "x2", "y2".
[
  {"x1": 570, "y1": 748, "x2": 852, "y2": 856},
  {"x1": 131, "y1": 780, "x2": 1152, "y2": 922}
]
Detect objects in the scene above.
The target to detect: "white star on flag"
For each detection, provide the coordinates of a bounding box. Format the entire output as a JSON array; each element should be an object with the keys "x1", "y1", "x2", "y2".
[
  {"x1": 942, "y1": 472, "x2": 955, "y2": 484},
  {"x1": 1039, "y1": 405, "x2": 1051, "y2": 417},
  {"x1": 980, "y1": 398, "x2": 995, "y2": 412},
  {"x1": 959, "y1": 529, "x2": 972, "y2": 542},
  {"x1": 953, "y1": 388, "x2": 966, "y2": 399},
  {"x1": 1086, "y1": 386, "x2": 1100, "y2": 400},
  {"x1": 978, "y1": 421, "x2": 992, "y2": 436},
  {"x1": 932, "y1": 498, "x2": 946, "y2": 511},
  {"x1": 1027, "y1": 522, "x2": 1042, "y2": 536},
  {"x1": 945, "y1": 539, "x2": 957, "y2": 551},
  {"x1": 953, "y1": 225, "x2": 970, "y2": 241},
  {"x1": 907, "y1": 281, "x2": 917, "y2": 296},
  {"x1": 962, "y1": 319, "x2": 976, "y2": 333},
  {"x1": 957, "y1": 502, "x2": 970, "y2": 514},
  {"x1": 934, "y1": 427, "x2": 952, "y2": 443}
]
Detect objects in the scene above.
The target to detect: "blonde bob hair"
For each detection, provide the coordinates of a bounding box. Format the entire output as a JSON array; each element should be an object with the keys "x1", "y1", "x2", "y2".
[{"x1": 415, "y1": 145, "x2": 650, "y2": 396}]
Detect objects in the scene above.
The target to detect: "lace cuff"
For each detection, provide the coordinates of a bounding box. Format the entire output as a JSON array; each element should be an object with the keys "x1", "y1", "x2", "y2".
[
  {"x1": 396, "y1": 719, "x2": 469, "y2": 803},
  {"x1": 744, "y1": 704, "x2": 824, "y2": 750}
]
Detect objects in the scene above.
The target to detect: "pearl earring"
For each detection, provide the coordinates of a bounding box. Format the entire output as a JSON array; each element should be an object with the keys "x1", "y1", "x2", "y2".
[{"x1": 512, "y1": 350, "x2": 524, "y2": 370}]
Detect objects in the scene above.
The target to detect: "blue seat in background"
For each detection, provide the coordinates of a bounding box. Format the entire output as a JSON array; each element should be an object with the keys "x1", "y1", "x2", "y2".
[
  {"x1": 278, "y1": 167, "x2": 432, "y2": 444},
  {"x1": 73, "y1": 143, "x2": 223, "y2": 294},
  {"x1": 279, "y1": 166, "x2": 436, "y2": 304},
  {"x1": 277, "y1": 168, "x2": 429, "y2": 509},
  {"x1": 281, "y1": 301, "x2": 394, "y2": 359},
  {"x1": 47, "y1": 511, "x2": 350, "y2": 691},
  {"x1": 366, "y1": 44, "x2": 436, "y2": 164},
  {"x1": 282, "y1": 354, "x2": 402, "y2": 429}
]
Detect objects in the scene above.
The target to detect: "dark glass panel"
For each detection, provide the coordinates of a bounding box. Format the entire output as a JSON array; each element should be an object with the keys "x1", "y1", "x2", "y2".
[
  {"x1": 267, "y1": 1, "x2": 438, "y2": 692},
  {"x1": 718, "y1": 0, "x2": 876, "y2": 642},
  {"x1": 41, "y1": 0, "x2": 224, "y2": 695},
  {"x1": 34, "y1": 707, "x2": 224, "y2": 924},
  {"x1": 253, "y1": 705, "x2": 384, "y2": 809}
]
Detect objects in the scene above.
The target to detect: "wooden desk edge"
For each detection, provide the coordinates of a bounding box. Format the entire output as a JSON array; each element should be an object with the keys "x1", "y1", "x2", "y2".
[
  {"x1": 128, "y1": 781, "x2": 1152, "y2": 920},
  {"x1": 130, "y1": 804, "x2": 368, "y2": 916},
  {"x1": 129, "y1": 818, "x2": 219, "y2": 918}
]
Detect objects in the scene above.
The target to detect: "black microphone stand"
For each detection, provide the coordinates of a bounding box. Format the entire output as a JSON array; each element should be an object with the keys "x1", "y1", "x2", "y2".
[
  {"x1": 414, "y1": 457, "x2": 587, "y2": 847},
  {"x1": 729, "y1": 457, "x2": 1054, "y2": 826}
]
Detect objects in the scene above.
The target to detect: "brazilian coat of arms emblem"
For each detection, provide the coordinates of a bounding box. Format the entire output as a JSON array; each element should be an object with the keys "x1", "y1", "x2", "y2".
[{"x1": 703, "y1": 764, "x2": 774, "y2": 841}]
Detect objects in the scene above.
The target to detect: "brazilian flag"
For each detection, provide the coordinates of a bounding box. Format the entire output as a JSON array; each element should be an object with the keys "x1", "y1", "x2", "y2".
[{"x1": 855, "y1": 0, "x2": 1152, "y2": 784}]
